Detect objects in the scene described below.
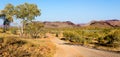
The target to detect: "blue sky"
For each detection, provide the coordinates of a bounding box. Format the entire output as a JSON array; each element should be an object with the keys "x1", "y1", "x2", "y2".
[{"x1": 0, "y1": 0, "x2": 120, "y2": 24}]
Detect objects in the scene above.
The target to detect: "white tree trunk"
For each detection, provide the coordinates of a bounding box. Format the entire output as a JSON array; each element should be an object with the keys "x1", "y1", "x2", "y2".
[{"x1": 20, "y1": 19, "x2": 24, "y2": 37}]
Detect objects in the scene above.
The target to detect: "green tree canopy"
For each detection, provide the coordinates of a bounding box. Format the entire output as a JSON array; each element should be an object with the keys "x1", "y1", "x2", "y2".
[
  {"x1": 15, "y1": 3, "x2": 41, "y2": 22},
  {"x1": 0, "y1": 3, "x2": 15, "y2": 32},
  {"x1": 15, "y1": 3, "x2": 41, "y2": 36},
  {"x1": 2, "y1": 3, "x2": 15, "y2": 22}
]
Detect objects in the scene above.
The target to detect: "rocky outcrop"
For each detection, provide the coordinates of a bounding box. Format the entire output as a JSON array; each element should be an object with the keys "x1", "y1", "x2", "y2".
[
  {"x1": 89, "y1": 19, "x2": 120, "y2": 27},
  {"x1": 43, "y1": 21, "x2": 76, "y2": 28}
]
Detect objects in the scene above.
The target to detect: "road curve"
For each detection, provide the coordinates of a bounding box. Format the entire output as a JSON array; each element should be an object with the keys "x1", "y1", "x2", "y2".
[{"x1": 50, "y1": 37, "x2": 120, "y2": 57}]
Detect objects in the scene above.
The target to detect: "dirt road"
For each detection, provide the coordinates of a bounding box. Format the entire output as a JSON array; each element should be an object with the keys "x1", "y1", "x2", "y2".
[{"x1": 50, "y1": 37, "x2": 120, "y2": 57}]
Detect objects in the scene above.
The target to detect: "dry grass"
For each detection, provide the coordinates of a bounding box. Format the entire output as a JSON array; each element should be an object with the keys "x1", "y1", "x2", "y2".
[{"x1": 0, "y1": 30, "x2": 56, "y2": 57}]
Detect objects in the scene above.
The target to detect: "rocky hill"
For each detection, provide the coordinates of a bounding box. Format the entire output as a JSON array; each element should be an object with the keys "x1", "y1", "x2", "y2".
[
  {"x1": 88, "y1": 19, "x2": 120, "y2": 27},
  {"x1": 35, "y1": 19, "x2": 120, "y2": 28},
  {"x1": 43, "y1": 21, "x2": 76, "y2": 28}
]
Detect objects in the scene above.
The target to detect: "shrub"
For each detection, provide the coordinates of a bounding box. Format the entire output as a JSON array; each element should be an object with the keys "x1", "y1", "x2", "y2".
[
  {"x1": 11, "y1": 29, "x2": 17, "y2": 34},
  {"x1": 25, "y1": 22, "x2": 44, "y2": 38},
  {"x1": 10, "y1": 27, "x2": 18, "y2": 35},
  {"x1": 63, "y1": 31, "x2": 76, "y2": 41},
  {"x1": 2, "y1": 37, "x2": 26, "y2": 47},
  {"x1": 97, "y1": 29, "x2": 120, "y2": 47},
  {"x1": 54, "y1": 31, "x2": 61, "y2": 37},
  {"x1": 97, "y1": 37, "x2": 104, "y2": 44},
  {"x1": 63, "y1": 31, "x2": 85, "y2": 44},
  {"x1": 104, "y1": 30, "x2": 120, "y2": 47}
]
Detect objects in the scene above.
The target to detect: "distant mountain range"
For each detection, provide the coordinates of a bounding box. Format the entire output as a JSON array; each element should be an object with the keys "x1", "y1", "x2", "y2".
[
  {"x1": 42, "y1": 19, "x2": 120, "y2": 28},
  {"x1": 0, "y1": 19, "x2": 120, "y2": 28}
]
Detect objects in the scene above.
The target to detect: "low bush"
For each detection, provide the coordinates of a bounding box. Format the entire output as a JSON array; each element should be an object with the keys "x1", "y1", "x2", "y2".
[
  {"x1": 25, "y1": 22, "x2": 44, "y2": 38},
  {"x1": 10, "y1": 27, "x2": 18, "y2": 35},
  {"x1": 97, "y1": 30, "x2": 120, "y2": 47},
  {"x1": 2, "y1": 37, "x2": 26, "y2": 47},
  {"x1": 63, "y1": 31, "x2": 85, "y2": 44}
]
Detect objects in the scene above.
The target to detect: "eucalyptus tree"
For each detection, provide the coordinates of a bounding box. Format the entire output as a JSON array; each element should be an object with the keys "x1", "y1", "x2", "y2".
[
  {"x1": 15, "y1": 3, "x2": 41, "y2": 36},
  {"x1": 0, "y1": 4, "x2": 15, "y2": 32}
]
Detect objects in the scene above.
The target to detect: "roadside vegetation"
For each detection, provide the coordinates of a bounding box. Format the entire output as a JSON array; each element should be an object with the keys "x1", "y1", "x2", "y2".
[
  {"x1": 49, "y1": 27, "x2": 120, "y2": 52},
  {"x1": 0, "y1": 28, "x2": 56, "y2": 57}
]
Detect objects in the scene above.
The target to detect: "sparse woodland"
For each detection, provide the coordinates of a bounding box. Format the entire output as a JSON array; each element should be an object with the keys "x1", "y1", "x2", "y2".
[
  {"x1": 0, "y1": 3, "x2": 55, "y2": 57},
  {"x1": 0, "y1": 3, "x2": 120, "y2": 57}
]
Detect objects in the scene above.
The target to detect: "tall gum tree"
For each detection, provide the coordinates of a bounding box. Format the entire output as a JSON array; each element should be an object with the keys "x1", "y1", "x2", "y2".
[
  {"x1": 15, "y1": 3, "x2": 41, "y2": 37},
  {"x1": 0, "y1": 4, "x2": 15, "y2": 32}
]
